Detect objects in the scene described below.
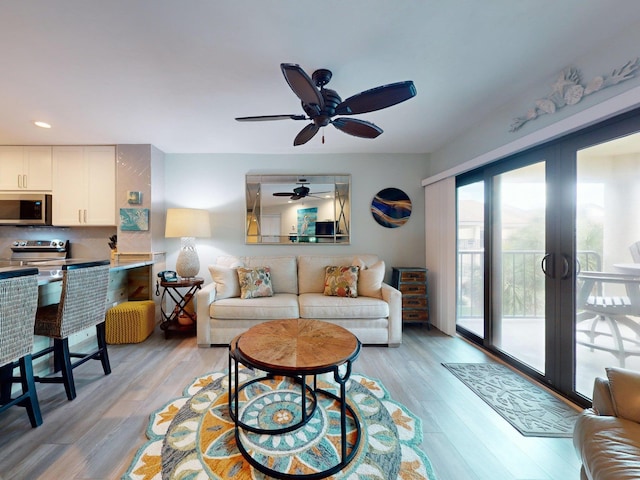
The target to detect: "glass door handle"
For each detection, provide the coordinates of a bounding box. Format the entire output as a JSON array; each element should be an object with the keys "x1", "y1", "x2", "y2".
[
  {"x1": 541, "y1": 253, "x2": 571, "y2": 279},
  {"x1": 541, "y1": 253, "x2": 555, "y2": 278},
  {"x1": 560, "y1": 254, "x2": 571, "y2": 279}
]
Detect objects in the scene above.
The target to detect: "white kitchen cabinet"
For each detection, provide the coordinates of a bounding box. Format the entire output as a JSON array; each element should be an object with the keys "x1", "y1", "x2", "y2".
[
  {"x1": 52, "y1": 146, "x2": 116, "y2": 226},
  {"x1": 0, "y1": 146, "x2": 52, "y2": 191}
]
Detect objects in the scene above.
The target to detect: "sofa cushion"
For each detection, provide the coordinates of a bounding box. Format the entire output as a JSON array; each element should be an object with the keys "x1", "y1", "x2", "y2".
[
  {"x1": 592, "y1": 377, "x2": 616, "y2": 416},
  {"x1": 214, "y1": 255, "x2": 297, "y2": 295},
  {"x1": 209, "y1": 293, "x2": 299, "y2": 320},
  {"x1": 354, "y1": 259, "x2": 385, "y2": 299},
  {"x1": 237, "y1": 267, "x2": 273, "y2": 299},
  {"x1": 298, "y1": 293, "x2": 389, "y2": 319},
  {"x1": 215, "y1": 256, "x2": 244, "y2": 268},
  {"x1": 240, "y1": 256, "x2": 298, "y2": 294},
  {"x1": 324, "y1": 266, "x2": 359, "y2": 297},
  {"x1": 298, "y1": 254, "x2": 379, "y2": 294},
  {"x1": 208, "y1": 264, "x2": 242, "y2": 299},
  {"x1": 606, "y1": 367, "x2": 640, "y2": 423}
]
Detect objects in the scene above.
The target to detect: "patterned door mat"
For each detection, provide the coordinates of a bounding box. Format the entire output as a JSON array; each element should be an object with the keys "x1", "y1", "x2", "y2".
[{"x1": 443, "y1": 363, "x2": 581, "y2": 437}]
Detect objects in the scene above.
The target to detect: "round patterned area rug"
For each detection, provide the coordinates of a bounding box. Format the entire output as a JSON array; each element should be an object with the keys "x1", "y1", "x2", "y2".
[{"x1": 123, "y1": 369, "x2": 437, "y2": 479}]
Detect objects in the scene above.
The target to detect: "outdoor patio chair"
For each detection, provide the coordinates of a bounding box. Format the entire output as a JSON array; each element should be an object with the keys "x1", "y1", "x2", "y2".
[{"x1": 576, "y1": 270, "x2": 640, "y2": 367}]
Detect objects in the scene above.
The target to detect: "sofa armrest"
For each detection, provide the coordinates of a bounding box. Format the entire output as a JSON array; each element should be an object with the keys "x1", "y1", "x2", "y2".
[
  {"x1": 573, "y1": 409, "x2": 640, "y2": 480},
  {"x1": 381, "y1": 282, "x2": 402, "y2": 346},
  {"x1": 592, "y1": 376, "x2": 616, "y2": 416},
  {"x1": 196, "y1": 282, "x2": 217, "y2": 346}
]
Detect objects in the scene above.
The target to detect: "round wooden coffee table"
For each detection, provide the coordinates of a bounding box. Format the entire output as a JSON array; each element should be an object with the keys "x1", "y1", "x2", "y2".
[{"x1": 228, "y1": 319, "x2": 361, "y2": 479}]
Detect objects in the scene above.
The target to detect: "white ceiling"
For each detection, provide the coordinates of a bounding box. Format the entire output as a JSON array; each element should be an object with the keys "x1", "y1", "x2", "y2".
[{"x1": 2, "y1": 1, "x2": 640, "y2": 155}]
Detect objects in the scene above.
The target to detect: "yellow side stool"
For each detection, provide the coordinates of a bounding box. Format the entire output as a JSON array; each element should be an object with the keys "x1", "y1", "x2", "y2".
[{"x1": 105, "y1": 300, "x2": 156, "y2": 344}]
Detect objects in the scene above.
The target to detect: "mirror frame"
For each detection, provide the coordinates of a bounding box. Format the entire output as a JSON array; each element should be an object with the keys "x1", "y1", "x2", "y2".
[{"x1": 246, "y1": 174, "x2": 351, "y2": 245}]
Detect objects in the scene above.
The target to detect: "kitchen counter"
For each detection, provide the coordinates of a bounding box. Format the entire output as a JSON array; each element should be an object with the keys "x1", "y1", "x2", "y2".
[
  {"x1": 1, "y1": 258, "x2": 156, "y2": 285},
  {"x1": 34, "y1": 259, "x2": 156, "y2": 285}
]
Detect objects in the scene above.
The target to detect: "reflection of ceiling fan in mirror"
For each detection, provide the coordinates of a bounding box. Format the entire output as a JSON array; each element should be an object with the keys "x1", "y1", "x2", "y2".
[
  {"x1": 272, "y1": 182, "x2": 330, "y2": 201},
  {"x1": 236, "y1": 63, "x2": 417, "y2": 146}
]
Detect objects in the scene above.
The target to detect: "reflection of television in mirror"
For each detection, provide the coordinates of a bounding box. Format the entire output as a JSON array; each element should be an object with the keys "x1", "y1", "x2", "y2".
[{"x1": 315, "y1": 221, "x2": 339, "y2": 241}]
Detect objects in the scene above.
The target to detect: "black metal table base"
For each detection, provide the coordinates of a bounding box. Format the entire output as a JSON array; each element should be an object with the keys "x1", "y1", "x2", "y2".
[{"x1": 228, "y1": 343, "x2": 361, "y2": 479}]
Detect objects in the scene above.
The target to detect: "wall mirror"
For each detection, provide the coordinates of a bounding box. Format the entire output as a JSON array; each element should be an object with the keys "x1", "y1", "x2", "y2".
[{"x1": 246, "y1": 174, "x2": 350, "y2": 244}]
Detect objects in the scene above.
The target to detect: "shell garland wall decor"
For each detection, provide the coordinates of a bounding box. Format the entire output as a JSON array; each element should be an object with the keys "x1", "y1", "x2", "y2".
[
  {"x1": 510, "y1": 58, "x2": 639, "y2": 132},
  {"x1": 371, "y1": 187, "x2": 412, "y2": 228}
]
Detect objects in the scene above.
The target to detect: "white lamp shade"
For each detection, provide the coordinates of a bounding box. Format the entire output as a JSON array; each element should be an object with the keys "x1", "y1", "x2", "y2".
[
  {"x1": 165, "y1": 208, "x2": 211, "y2": 238},
  {"x1": 165, "y1": 208, "x2": 210, "y2": 278}
]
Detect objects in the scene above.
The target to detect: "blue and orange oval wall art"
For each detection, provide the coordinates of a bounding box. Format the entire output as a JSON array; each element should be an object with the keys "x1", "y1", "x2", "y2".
[{"x1": 371, "y1": 187, "x2": 412, "y2": 228}]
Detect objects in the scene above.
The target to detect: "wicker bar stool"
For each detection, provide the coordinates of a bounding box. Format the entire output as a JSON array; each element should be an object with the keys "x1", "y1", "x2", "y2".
[
  {"x1": 0, "y1": 268, "x2": 42, "y2": 427},
  {"x1": 33, "y1": 260, "x2": 111, "y2": 401}
]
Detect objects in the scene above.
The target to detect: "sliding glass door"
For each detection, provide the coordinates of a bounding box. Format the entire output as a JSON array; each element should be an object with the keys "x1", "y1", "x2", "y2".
[
  {"x1": 457, "y1": 155, "x2": 550, "y2": 376},
  {"x1": 574, "y1": 131, "x2": 640, "y2": 397},
  {"x1": 492, "y1": 162, "x2": 547, "y2": 373},
  {"x1": 456, "y1": 108, "x2": 640, "y2": 403},
  {"x1": 457, "y1": 181, "x2": 485, "y2": 339}
]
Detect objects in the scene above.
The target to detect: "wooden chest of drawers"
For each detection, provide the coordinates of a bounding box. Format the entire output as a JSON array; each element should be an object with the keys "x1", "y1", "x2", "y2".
[{"x1": 391, "y1": 267, "x2": 430, "y2": 327}]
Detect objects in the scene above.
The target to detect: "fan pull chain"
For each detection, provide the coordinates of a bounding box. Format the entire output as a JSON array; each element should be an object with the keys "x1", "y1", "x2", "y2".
[{"x1": 322, "y1": 132, "x2": 325, "y2": 144}]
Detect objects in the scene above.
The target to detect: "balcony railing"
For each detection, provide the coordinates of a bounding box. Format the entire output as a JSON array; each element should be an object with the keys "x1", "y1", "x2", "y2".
[{"x1": 457, "y1": 249, "x2": 601, "y2": 318}]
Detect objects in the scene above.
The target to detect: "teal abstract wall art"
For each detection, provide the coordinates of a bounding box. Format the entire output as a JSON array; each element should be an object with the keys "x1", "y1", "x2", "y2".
[{"x1": 120, "y1": 208, "x2": 150, "y2": 231}]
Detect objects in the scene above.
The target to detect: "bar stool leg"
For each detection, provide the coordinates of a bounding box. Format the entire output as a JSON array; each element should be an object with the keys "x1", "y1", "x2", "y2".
[
  {"x1": 0, "y1": 363, "x2": 11, "y2": 403},
  {"x1": 54, "y1": 338, "x2": 77, "y2": 401},
  {"x1": 19, "y1": 355, "x2": 43, "y2": 427},
  {"x1": 96, "y1": 323, "x2": 112, "y2": 375}
]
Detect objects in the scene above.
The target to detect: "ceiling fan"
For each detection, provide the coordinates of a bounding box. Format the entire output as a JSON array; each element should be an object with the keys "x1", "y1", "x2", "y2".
[
  {"x1": 235, "y1": 63, "x2": 417, "y2": 146},
  {"x1": 272, "y1": 182, "x2": 330, "y2": 201}
]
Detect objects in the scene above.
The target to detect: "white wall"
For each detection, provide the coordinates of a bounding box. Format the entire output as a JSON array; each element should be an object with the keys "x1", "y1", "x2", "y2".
[
  {"x1": 427, "y1": 21, "x2": 640, "y2": 178},
  {"x1": 163, "y1": 153, "x2": 428, "y2": 283}
]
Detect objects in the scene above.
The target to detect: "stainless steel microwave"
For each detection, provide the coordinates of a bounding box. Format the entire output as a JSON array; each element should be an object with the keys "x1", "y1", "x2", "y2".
[{"x1": 0, "y1": 194, "x2": 52, "y2": 226}]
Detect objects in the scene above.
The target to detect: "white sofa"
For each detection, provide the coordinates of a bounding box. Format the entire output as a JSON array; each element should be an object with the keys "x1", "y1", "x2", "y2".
[{"x1": 195, "y1": 254, "x2": 402, "y2": 347}]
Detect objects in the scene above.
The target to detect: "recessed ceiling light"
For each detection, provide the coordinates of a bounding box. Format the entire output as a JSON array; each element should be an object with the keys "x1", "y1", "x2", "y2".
[{"x1": 33, "y1": 121, "x2": 51, "y2": 129}]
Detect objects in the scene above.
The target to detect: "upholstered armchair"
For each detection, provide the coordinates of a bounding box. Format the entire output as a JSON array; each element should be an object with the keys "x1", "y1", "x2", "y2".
[{"x1": 574, "y1": 367, "x2": 640, "y2": 479}]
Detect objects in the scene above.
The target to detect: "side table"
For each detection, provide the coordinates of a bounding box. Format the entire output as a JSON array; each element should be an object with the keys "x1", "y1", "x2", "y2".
[
  {"x1": 391, "y1": 267, "x2": 430, "y2": 328},
  {"x1": 157, "y1": 277, "x2": 203, "y2": 338}
]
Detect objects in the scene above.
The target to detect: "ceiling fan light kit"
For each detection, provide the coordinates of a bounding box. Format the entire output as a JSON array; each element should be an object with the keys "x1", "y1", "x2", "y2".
[{"x1": 236, "y1": 63, "x2": 417, "y2": 146}]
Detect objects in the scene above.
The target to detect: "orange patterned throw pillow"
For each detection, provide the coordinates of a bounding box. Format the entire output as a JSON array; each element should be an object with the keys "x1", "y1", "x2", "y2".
[
  {"x1": 323, "y1": 265, "x2": 359, "y2": 297},
  {"x1": 237, "y1": 267, "x2": 273, "y2": 299}
]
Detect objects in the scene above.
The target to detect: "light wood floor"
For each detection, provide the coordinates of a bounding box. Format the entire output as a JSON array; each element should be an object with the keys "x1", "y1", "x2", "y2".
[{"x1": 0, "y1": 325, "x2": 583, "y2": 480}]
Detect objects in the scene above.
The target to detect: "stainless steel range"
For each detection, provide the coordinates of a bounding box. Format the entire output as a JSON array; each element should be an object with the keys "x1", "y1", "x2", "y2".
[{"x1": 0, "y1": 239, "x2": 69, "y2": 267}]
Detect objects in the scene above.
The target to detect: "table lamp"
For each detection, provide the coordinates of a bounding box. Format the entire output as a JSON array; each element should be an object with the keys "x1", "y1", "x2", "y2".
[{"x1": 165, "y1": 208, "x2": 211, "y2": 278}]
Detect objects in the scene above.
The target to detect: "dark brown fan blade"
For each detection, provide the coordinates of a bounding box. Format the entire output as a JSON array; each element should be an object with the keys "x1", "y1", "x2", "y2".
[
  {"x1": 281, "y1": 63, "x2": 324, "y2": 110},
  {"x1": 332, "y1": 118, "x2": 383, "y2": 138},
  {"x1": 235, "y1": 114, "x2": 306, "y2": 121},
  {"x1": 294, "y1": 123, "x2": 320, "y2": 146},
  {"x1": 335, "y1": 81, "x2": 416, "y2": 115},
  {"x1": 273, "y1": 192, "x2": 295, "y2": 196}
]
